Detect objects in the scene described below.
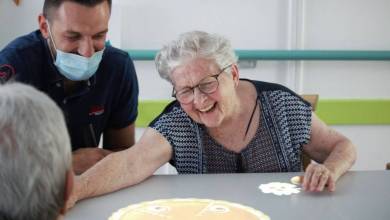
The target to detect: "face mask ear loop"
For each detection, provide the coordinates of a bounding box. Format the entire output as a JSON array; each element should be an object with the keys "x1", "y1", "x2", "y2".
[{"x1": 46, "y1": 20, "x2": 59, "y2": 51}]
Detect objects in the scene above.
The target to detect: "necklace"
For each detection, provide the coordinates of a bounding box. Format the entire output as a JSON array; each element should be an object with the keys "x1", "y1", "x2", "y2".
[{"x1": 243, "y1": 96, "x2": 259, "y2": 140}]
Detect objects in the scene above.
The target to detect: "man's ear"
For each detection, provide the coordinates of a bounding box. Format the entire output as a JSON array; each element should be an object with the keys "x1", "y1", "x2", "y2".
[
  {"x1": 38, "y1": 13, "x2": 49, "y2": 39},
  {"x1": 59, "y1": 170, "x2": 74, "y2": 215}
]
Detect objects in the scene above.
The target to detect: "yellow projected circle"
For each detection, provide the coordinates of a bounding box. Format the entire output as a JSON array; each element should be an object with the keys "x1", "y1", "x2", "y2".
[{"x1": 109, "y1": 198, "x2": 270, "y2": 220}]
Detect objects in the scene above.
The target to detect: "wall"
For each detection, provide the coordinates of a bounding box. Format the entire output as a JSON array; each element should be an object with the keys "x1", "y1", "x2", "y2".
[
  {"x1": 0, "y1": 0, "x2": 42, "y2": 47},
  {"x1": 1, "y1": 0, "x2": 389, "y2": 171}
]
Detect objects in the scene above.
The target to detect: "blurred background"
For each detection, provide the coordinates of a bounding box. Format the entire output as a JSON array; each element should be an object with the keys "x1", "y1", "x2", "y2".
[{"x1": 1, "y1": 0, "x2": 389, "y2": 172}]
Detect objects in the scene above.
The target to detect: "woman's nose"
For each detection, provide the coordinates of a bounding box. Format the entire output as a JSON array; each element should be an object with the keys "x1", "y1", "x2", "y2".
[{"x1": 193, "y1": 87, "x2": 207, "y2": 105}]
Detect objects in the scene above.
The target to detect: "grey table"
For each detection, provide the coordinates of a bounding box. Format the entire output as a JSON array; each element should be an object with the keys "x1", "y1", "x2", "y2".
[{"x1": 65, "y1": 171, "x2": 390, "y2": 220}]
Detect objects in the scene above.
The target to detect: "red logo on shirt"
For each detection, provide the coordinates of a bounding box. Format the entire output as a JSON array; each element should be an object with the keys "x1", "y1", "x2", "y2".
[
  {"x1": 89, "y1": 106, "x2": 104, "y2": 116},
  {"x1": 0, "y1": 64, "x2": 15, "y2": 83}
]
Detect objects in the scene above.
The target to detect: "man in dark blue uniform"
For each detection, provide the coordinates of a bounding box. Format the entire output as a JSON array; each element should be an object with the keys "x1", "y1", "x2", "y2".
[{"x1": 0, "y1": 0, "x2": 139, "y2": 175}]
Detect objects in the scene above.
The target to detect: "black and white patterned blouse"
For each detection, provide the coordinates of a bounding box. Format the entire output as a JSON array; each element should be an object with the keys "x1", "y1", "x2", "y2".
[{"x1": 150, "y1": 80, "x2": 312, "y2": 173}]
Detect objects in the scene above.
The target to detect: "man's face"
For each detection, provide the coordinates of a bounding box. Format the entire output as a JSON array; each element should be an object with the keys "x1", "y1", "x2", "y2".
[{"x1": 44, "y1": 1, "x2": 110, "y2": 58}]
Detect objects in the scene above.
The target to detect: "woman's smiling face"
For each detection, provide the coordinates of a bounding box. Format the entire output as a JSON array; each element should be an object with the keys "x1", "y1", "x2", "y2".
[{"x1": 171, "y1": 58, "x2": 237, "y2": 128}]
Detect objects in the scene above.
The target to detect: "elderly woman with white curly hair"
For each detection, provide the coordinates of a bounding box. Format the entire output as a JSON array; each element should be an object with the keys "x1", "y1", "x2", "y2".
[{"x1": 70, "y1": 31, "x2": 356, "y2": 207}]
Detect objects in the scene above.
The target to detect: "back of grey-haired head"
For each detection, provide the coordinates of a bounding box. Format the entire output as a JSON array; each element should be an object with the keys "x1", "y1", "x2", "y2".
[
  {"x1": 155, "y1": 31, "x2": 238, "y2": 83},
  {"x1": 0, "y1": 83, "x2": 71, "y2": 220}
]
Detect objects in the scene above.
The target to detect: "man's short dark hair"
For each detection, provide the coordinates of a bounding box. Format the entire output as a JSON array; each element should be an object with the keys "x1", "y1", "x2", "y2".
[{"x1": 43, "y1": 0, "x2": 112, "y2": 21}]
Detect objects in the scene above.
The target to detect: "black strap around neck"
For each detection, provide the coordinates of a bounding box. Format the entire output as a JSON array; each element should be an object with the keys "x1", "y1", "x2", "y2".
[{"x1": 244, "y1": 95, "x2": 259, "y2": 140}]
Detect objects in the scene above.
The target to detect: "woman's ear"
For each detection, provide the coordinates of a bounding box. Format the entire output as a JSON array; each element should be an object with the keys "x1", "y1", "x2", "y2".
[{"x1": 231, "y1": 64, "x2": 240, "y2": 86}]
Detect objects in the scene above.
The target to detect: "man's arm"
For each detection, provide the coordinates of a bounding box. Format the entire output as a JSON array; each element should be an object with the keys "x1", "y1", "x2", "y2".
[
  {"x1": 0, "y1": 47, "x2": 26, "y2": 84},
  {"x1": 302, "y1": 112, "x2": 357, "y2": 192},
  {"x1": 69, "y1": 127, "x2": 172, "y2": 207},
  {"x1": 72, "y1": 123, "x2": 136, "y2": 174},
  {"x1": 72, "y1": 148, "x2": 112, "y2": 175},
  {"x1": 103, "y1": 123, "x2": 136, "y2": 151}
]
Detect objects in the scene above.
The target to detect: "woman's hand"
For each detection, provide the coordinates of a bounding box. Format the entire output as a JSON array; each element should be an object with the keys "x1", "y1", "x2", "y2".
[
  {"x1": 302, "y1": 163, "x2": 336, "y2": 192},
  {"x1": 301, "y1": 112, "x2": 356, "y2": 192},
  {"x1": 65, "y1": 175, "x2": 83, "y2": 211}
]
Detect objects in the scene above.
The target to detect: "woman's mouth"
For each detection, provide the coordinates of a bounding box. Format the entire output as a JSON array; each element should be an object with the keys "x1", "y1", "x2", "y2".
[{"x1": 198, "y1": 103, "x2": 216, "y2": 113}]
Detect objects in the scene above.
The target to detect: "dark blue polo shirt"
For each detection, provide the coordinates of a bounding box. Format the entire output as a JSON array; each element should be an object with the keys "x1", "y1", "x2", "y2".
[{"x1": 0, "y1": 30, "x2": 139, "y2": 151}]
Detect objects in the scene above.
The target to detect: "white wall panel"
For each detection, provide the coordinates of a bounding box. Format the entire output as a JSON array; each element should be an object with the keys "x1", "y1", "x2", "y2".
[
  {"x1": 301, "y1": 0, "x2": 390, "y2": 98},
  {"x1": 0, "y1": 0, "x2": 43, "y2": 48},
  {"x1": 304, "y1": 0, "x2": 390, "y2": 49},
  {"x1": 302, "y1": 61, "x2": 390, "y2": 98},
  {"x1": 114, "y1": 0, "x2": 289, "y2": 49}
]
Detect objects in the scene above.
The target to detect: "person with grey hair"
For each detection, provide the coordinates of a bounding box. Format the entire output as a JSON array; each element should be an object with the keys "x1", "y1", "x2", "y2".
[
  {"x1": 0, "y1": 83, "x2": 73, "y2": 220},
  {"x1": 68, "y1": 31, "x2": 356, "y2": 207}
]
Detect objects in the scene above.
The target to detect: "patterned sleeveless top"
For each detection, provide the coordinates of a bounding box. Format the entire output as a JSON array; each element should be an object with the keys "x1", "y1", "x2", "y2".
[{"x1": 150, "y1": 80, "x2": 312, "y2": 173}]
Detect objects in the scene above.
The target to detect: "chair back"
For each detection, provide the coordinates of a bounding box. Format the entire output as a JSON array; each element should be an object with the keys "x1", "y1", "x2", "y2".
[{"x1": 301, "y1": 94, "x2": 319, "y2": 111}]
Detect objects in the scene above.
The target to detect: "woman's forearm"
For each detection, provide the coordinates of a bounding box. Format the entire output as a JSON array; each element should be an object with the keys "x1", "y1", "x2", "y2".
[
  {"x1": 76, "y1": 149, "x2": 147, "y2": 201},
  {"x1": 323, "y1": 139, "x2": 357, "y2": 180}
]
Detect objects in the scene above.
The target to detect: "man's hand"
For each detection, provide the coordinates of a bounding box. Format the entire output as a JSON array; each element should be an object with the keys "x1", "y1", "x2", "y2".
[{"x1": 72, "y1": 148, "x2": 112, "y2": 175}]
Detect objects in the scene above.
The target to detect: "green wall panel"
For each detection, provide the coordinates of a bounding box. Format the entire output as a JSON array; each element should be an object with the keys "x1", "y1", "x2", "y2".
[
  {"x1": 136, "y1": 99, "x2": 390, "y2": 127},
  {"x1": 316, "y1": 99, "x2": 390, "y2": 125}
]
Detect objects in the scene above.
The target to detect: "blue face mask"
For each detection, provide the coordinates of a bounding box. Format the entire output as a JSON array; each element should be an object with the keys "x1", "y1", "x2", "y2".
[
  {"x1": 47, "y1": 22, "x2": 105, "y2": 81},
  {"x1": 54, "y1": 49, "x2": 104, "y2": 81}
]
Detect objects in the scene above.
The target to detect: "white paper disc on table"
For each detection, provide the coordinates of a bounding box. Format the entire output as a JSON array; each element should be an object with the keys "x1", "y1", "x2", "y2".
[{"x1": 259, "y1": 182, "x2": 301, "y2": 196}]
